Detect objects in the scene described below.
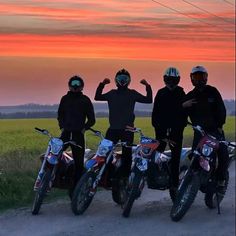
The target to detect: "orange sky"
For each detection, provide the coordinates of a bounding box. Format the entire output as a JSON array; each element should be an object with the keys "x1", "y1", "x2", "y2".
[{"x1": 0, "y1": 0, "x2": 235, "y2": 105}]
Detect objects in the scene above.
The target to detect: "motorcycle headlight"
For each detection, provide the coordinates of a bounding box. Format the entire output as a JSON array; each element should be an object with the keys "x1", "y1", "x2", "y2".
[
  {"x1": 201, "y1": 144, "x2": 213, "y2": 157},
  {"x1": 141, "y1": 147, "x2": 152, "y2": 156},
  {"x1": 96, "y1": 146, "x2": 110, "y2": 156}
]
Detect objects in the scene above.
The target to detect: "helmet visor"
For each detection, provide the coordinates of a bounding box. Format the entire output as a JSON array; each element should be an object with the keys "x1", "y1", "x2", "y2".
[
  {"x1": 70, "y1": 80, "x2": 82, "y2": 87},
  {"x1": 164, "y1": 76, "x2": 179, "y2": 88},
  {"x1": 191, "y1": 72, "x2": 207, "y2": 87},
  {"x1": 191, "y1": 72, "x2": 206, "y2": 80},
  {"x1": 115, "y1": 74, "x2": 130, "y2": 86},
  {"x1": 164, "y1": 76, "x2": 178, "y2": 83}
]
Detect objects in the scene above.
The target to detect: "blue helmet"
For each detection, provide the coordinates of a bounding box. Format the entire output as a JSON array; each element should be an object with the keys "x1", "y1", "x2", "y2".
[{"x1": 115, "y1": 69, "x2": 131, "y2": 87}]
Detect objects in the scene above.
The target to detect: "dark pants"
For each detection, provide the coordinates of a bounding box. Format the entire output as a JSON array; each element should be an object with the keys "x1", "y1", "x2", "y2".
[
  {"x1": 154, "y1": 126, "x2": 184, "y2": 188},
  {"x1": 105, "y1": 128, "x2": 134, "y2": 178},
  {"x1": 60, "y1": 130, "x2": 85, "y2": 182},
  {"x1": 192, "y1": 129, "x2": 229, "y2": 181}
]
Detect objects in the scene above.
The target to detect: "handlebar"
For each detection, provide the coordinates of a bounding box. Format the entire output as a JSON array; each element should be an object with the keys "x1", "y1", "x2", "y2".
[
  {"x1": 219, "y1": 141, "x2": 236, "y2": 148},
  {"x1": 187, "y1": 123, "x2": 236, "y2": 148},
  {"x1": 114, "y1": 141, "x2": 137, "y2": 148},
  {"x1": 35, "y1": 127, "x2": 51, "y2": 137},
  {"x1": 35, "y1": 127, "x2": 44, "y2": 132},
  {"x1": 125, "y1": 126, "x2": 144, "y2": 136},
  {"x1": 64, "y1": 140, "x2": 82, "y2": 148},
  {"x1": 88, "y1": 128, "x2": 104, "y2": 139},
  {"x1": 89, "y1": 127, "x2": 100, "y2": 134},
  {"x1": 187, "y1": 122, "x2": 205, "y2": 136},
  {"x1": 88, "y1": 128, "x2": 136, "y2": 148},
  {"x1": 35, "y1": 127, "x2": 81, "y2": 148}
]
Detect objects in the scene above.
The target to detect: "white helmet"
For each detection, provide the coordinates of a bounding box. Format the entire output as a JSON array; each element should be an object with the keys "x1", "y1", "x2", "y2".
[
  {"x1": 191, "y1": 66, "x2": 208, "y2": 75},
  {"x1": 164, "y1": 67, "x2": 180, "y2": 78},
  {"x1": 190, "y1": 65, "x2": 208, "y2": 87},
  {"x1": 163, "y1": 67, "x2": 180, "y2": 89}
]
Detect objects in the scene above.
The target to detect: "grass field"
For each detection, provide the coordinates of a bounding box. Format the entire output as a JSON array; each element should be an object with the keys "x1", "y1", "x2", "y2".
[{"x1": 0, "y1": 117, "x2": 235, "y2": 211}]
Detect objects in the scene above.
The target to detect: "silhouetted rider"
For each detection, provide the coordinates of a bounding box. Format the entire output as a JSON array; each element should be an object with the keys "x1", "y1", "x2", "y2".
[
  {"x1": 58, "y1": 75, "x2": 95, "y2": 184},
  {"x1": 183, "y1": 65, "x2": 229, "y2": 195},
  {"x1": 95, "y1": 68, "x2": 152, "y2": 178},
  {"x1": 152, "y1": 67, "x2": 187, "y2": 199}
]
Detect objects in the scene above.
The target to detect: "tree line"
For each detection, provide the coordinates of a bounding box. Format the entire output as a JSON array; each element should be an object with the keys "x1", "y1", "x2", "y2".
[{"x1": 0, "y1": 100, "x2": 235, "y2": 119}]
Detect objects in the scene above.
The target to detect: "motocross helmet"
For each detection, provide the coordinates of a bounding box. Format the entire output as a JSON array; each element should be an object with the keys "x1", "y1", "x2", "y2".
[
  {"x1": 163, "y1": 67, "x2": 180, "y2": 89},
  {"x1": 68, "y1": 75, "x2": 84, "y2": 92},
  {"x1": 115, "y1": 69, "x2": 131, "y2": 88},
  {"x1": 190, "y1": 66, "x2": 208, "y2": 88}
]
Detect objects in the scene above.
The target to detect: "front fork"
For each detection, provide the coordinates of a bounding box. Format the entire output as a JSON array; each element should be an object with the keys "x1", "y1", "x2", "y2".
[
  {"x1": 129, "y1": 160, "x2": 146, "y2": 196},
  {"x1": 37, "y1": 147, "x2": 50, "y2": 180},
  {"x1": 35, "y1": 148, "x2": 57, "y2": 191},
  {"x1": 90, "y1": 152, "x2": 114, "y2": 193},
  {"x1": 179, "y1": 154, "x2": 211, "y2": 190}
]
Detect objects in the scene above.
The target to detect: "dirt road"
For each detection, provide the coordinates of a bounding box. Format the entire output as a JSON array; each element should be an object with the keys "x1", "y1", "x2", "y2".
[{"x1": 0, "y1": 165, "x2": 235, "y2": 236}]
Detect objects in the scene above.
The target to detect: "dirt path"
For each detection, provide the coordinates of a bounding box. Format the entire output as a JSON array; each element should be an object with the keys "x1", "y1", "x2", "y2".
[{"x1": 0, "y1": 165, "x2": 235, "y2": 236}]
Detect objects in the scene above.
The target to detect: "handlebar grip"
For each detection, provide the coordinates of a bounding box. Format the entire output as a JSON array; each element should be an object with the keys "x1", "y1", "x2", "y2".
[
  {"x1": 35, "y1": 127, "x2": 44, "y2": 132},
  {"x1": 125, "y1": 126, "x2": 136, "y2": 132},
  {"x1": 187, "y1": 121, "x2": 193, "y2": 126},
  {"x1": 89, "y1": 128, "x2": 100, "y2": 134},
  {"x1": 126, "y1": 125, "x2": 135, "y2": 130}
]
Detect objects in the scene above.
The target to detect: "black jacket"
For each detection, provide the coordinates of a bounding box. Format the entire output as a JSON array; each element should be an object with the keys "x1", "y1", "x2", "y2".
[
  {"x1": 95, "y1": 83, "x2": 152, "y2": 129},
  {"x1": 57, "y1": 91, "x2": 95, "y2": 131},
  {"x1": 184, "y1": 85, "x2": 226, "y2": 131},
  {"x1": 152, "y1": 86, "x2": 187, "y2": 129}
]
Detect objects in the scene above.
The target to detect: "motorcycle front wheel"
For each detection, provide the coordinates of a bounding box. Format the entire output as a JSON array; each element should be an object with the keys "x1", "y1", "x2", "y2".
[
  {"x1": 122, "y1": 170, "x2": 143, "y2": 218},
  {"x1": 71, "y1": 171, "x2": 96, "y2": 215},
  {"x1": 32, "y1": 168, "x2": 52, "y2": 215},
  {"x1": 111, "y1": 177, "x2": 128, "y2": 205},
  {"x1": 170, "y1": 170, "x2": 200, "y2": 222}
]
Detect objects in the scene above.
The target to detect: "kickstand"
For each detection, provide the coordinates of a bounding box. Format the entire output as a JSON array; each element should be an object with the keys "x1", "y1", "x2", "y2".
[{"x1": 216, "y1": 192, "x2": 221, "y2": 215}]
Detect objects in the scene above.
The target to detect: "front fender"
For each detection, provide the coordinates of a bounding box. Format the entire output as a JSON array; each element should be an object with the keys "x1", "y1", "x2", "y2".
[{"x1": 85, "y1": 159, "x2": 97, "y2": 170}]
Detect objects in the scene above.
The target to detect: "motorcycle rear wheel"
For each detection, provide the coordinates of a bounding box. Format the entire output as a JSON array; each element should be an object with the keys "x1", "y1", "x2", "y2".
[
  {"x1": 71, "y1": 171, "x2": 96, "y2": 215},
  {"x1": 170, "y1": 170, "x2": 200, "y2": 222},
  {"x1": 204, "y1": 170, "x2": 229, "y2": 209},
  {"x1": 32, "y1": 169, "x2": 52, "y2": 215},
  {"x1": 122, "y1": 170, "x2": 143, "y2": 218}
]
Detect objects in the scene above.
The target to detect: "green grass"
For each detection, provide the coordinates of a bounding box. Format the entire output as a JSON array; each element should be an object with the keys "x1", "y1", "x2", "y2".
[{"x1": 0, "y1": 117, "x2": 235, "y2": 212}]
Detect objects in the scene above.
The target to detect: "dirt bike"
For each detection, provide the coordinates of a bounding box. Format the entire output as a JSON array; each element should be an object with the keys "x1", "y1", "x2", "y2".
[
  {"x1": 71, "y1": 128, "x2": 132, "y2": 215},
  {"x1": 122, "y1": 126, "x2": 179, "y2": 218},
  {"x1": 170, "y1": 123, "x2": 236, "y2": 221},
  {"x1": 32, "y1": 127, "x2": 83, "y2": 215}
]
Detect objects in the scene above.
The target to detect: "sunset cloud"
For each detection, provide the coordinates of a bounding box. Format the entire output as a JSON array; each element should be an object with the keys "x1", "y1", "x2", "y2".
[
  {"x1": 0, "y1": 0, "x2": 234, "y2": 61},
  {"x1": 0, "y1": 33, "x2": 234, "y2": 61},
  {"x1": 0, "y1": 0, "x2": 234, "y2": 105}
]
